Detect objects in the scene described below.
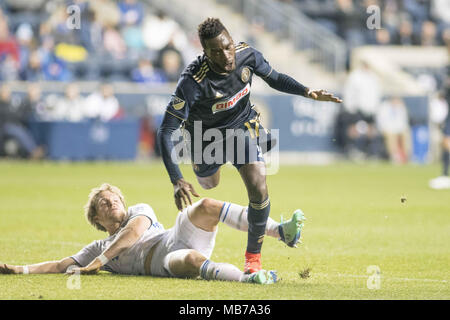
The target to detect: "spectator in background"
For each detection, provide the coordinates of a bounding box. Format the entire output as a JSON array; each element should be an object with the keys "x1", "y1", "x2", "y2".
[
  {"x1": 441, "y1": 27, "x2": 450, "y2": 47},
  {"x1": 419, "y1": 20, "x2": 438, "y2": 46},
  {"x1": 431, "y1": 0, "x2": 450, "y2": 47},
  {"x1": 21, "y1": 49, "x2": 43, "y2": 81},
  {"x1": 89, "y1": 0, "x2": 121, "y2": 30},
  {"x1": 431, "y1": 0, "x2": 450, "y2": 27},
  {"x1": 0, "y1": 83, "x2": 45, "y2": 159},
  {"x1": 20, "y1": 83, "x2": 48, "y2": 146},
  {"x1": 142, "y1": 10, "x2": 188, "y2": 55},
  {"x1": 83, "y1": 83, "x2": 121, "y2": 121},
  {"x1": 429, "y1": 90, "x2": 449, "y2": 163},
  {"x1": 157, "y1": 44, "x2": 184, "y2": 82},
  {"x1": 131, "y1": 58, "x2": 167, "y2": 84},
  {"x1": 374, "y1": 28, "x2": 392, "y2": 45},
  {"x1": 36, "y1": 35, "x2": 73, "y2": 81},
  {"x1": 334, "y1": 0, "x2": 366, "y2": 49},
  {"x1": 103, "y1": 25, "x2": 127, "y2": 60},
  {"x1": 16, "y1": 23, "x2": 35, "y2": 78},
  {"x1": 118, "y1": 0, "x2": 144, "y2": 27},
  {"x1": 121, "y1": 23, "x2": 144, "y2": 58},
  {"x1": 381, "y1": 0, "x2": 402, "y2": 37},
  {"x1": 393, "y1": 16, "x2": 415, "y2": 45},
  {"x1": 0, "y1": 9, "x2": 20, "y2": 80},
  {"x1": 342, "y1": 60, "x2": 383, "y2": 159},
  {"x1": 42, "y1": 54, "x2": 72, "y2": 81},
  {"x1": 376, "y1": 97, "x2": 411, "y2": 164},
  {"x1": 83, "y1": 6, "x2": 104, "y2": 53},
  {"x1": 403, "y1": 0, "x2": 430, "y2": 26},
  {"x1": 120, "y1": 0, "x2": 145, "y2": 58},
  {"x1": 23, "y1": 83, "x2": 48, "y2": 122},
  {"x1": 55, "y1": 83, "x2": 85, "y2": 122}
]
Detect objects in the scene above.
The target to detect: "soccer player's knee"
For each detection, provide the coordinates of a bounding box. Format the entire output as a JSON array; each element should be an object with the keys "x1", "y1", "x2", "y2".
[
  {"x1": 199, "y1": 180, "x2": 219, "y2": 190},
  {"x1": 184, "y1": 250, "x2": 206, "y2": 270},
  {"x1": 197, "y1": 198, "x2": 216, "y2": 216}
]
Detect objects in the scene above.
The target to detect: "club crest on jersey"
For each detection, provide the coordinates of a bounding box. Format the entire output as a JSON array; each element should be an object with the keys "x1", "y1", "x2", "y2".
[
  {"x1": 211, "y1": 83, "x2": 250, "y2": 114},
  {"x1": 170, "y1": 96, "x2": 185, "y2": 110},
  {"x1": 241, "y1": 67, "x2": 251, "y2": 83}
]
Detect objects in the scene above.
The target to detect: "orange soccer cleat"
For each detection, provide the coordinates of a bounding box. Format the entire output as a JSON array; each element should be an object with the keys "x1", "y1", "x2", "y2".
[{"x1": 244, "y1": 251, "x2": 262, "y2": 274}]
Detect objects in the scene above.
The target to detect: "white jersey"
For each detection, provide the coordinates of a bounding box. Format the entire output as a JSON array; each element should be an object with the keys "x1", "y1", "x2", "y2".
[{"x1": 71, "y1": 203, "x2": 166, "y2": 275}]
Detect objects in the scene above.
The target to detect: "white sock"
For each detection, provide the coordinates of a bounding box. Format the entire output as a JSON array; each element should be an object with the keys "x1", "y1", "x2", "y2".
[
  {"x1": 200, "y1": 259, "x2": 250, "y2": 282},
  {"x1": 219, "y1": 202, "x2": 280, "y2": 238}
]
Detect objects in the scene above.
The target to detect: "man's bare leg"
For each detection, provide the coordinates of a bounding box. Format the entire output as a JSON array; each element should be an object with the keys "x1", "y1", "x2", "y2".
[
  {"x1": 164, "y1": 198, "x2": 278, "y2": 283},
  {"x1": 186, "y1": 198, "x2": 280, "y2": 238},
  {"x1": 196, "y1": 168, "x2": 221, "y2": 190}
]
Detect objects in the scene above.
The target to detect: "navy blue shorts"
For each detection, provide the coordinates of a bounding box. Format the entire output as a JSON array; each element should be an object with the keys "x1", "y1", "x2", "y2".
[{"x1": 188, "y1": 117, "x2": 276, "y2": 178}]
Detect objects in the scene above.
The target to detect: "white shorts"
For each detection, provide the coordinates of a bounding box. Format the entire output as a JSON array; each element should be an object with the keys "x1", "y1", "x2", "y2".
[{"x1": 150, "y1": 207, "x2": 217, "y2": 277}]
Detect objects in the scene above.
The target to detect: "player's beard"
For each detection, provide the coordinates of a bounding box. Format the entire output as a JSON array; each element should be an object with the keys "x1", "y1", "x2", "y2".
[
  {"x1": 208, "y1": 56, "x2": 235, "y2": 74},
  {"x1": 223, "y1": 60, "x2": 235, "y2": 72},
  {"x1": 110, "y1": 207, "x2": 126, "y2": 224}
]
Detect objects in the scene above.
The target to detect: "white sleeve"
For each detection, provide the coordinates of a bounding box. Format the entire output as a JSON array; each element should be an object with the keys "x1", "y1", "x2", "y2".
[
  {"x1": 70, "y1": 240, "x2": 103, "y2": 267},
  {"x1": 127, "y1": 203, "x2": 157, "y2": 227}
]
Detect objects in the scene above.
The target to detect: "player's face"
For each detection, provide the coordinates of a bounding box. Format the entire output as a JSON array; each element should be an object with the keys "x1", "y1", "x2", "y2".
[
  {"x1": 203, "y1": 31, "x2": 236, "y2": 73},
  {"x1": 95, "y1": 191, "x2": 126, "y2": 226}
]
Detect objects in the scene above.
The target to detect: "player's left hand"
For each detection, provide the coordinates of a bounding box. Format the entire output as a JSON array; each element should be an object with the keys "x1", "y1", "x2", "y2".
[
  {"x1": 67, "y1": 258, "x2": 102, "y2": 275},
  {"x1": 307, "y1": 89, "x2": 342, "y2": 103}
]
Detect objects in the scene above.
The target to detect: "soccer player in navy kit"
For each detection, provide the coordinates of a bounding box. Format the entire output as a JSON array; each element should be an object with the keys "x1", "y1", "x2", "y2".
[{"x1": 158, "y1": 18, "x2": 342, "y2": 273}]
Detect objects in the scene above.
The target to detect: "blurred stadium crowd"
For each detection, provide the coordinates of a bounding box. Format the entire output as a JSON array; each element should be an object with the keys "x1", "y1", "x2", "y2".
[
  {"x1": 289, "y1": 0, "x2": 450, "y2": 48},
  {"x1": 286, "y1": 0, "x2": 449, "y2": 164},
  {"x1": 0, "y1": 0, "x2": 449, "y2": 166},
  {"x1": 0, "y1": 0, "x2": 200, "y2": 83}
]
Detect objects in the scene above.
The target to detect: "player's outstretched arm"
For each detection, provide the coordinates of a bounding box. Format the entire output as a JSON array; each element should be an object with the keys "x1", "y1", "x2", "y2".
[
  {"x1": 263, "y1": 70, "x2": 342, "y2": 103},
  {"x1": 0, "y1": 257, "x2": 77, "y2": 274},
  {"x1": 306, "y1": 89, "x2": 342, "y2": 103},
  {"x1": 157, "y1": 112, "x2": 199, "y2": 210},
  {"x1": 67, "y1": 216, "x2": 151, "y2": 275}
]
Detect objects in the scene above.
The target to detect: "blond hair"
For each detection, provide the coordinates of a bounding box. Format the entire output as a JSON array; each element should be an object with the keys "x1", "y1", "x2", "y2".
[{"x1": 84, "y1": 183, "x2": 126, "y2": 232}]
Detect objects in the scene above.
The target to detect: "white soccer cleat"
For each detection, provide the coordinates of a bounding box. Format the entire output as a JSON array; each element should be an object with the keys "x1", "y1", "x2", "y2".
[{"x1": 429, "y1": 176, "x2": 450, "y2": 190}]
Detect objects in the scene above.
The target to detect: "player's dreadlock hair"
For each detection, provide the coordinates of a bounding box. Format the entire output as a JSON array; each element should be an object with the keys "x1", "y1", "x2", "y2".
[{"x1": 198, "y1": 18, "x2": 228, "y2": 47}]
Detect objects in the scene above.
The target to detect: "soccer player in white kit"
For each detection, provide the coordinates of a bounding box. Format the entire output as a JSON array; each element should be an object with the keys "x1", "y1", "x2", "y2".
[{"x1": 0, "y1": 183, "x2": 305, "y2": 284}]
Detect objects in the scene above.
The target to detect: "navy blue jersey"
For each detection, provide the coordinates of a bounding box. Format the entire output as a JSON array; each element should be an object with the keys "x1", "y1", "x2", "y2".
[
  {"x1": 158, "y1": 42, "x2": 308, "y2": 183},
  {"x1": 165, "y1": 43, "x2": 273, "y2": 134}
]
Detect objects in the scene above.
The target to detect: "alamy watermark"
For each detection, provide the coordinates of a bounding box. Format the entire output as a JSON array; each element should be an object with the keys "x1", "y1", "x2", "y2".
[
  {"x1": 366, "y1": 265, "x2": 381, "y2": 290},
  {"x1": 169, "y1": 121, "x2": 280, "y2": 175},
  {"x1": 66, "y1": 265, "x2": 81, "y2": 290},
  {"x1": 66, "y1": 5, "x2": 81, "y2": 30},
  {"x1": 366, "y1": 5, "x2": 381, "y2": 30}
]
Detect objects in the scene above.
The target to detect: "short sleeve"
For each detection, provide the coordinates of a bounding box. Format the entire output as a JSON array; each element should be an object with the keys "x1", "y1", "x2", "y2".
[
  {"x1": 127, "y1": 203, "x2": 157, "y2": 227},
  {"x1": 165, "y1": 75, "x2": 197, "y2": 121},
  {"x1": 251, "y1": 47, "x2": 274, "y2": 79},
  {"x1": 71, "y1": 240, "x2": 103, "y2": 267}
]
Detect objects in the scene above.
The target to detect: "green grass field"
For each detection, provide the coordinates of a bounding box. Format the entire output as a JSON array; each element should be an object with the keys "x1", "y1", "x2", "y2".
[{"x1": 0, "y1": 160, "x2": 448, "y2": 300}]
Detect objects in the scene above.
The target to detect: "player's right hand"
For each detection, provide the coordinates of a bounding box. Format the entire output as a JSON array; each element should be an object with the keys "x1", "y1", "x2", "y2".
[
  {"x1": 0, "y1": 263, "x2": 18, "y2": 274},
  {"x1": 173, "y1": 178, "x2": 200, "y2": 210}
]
